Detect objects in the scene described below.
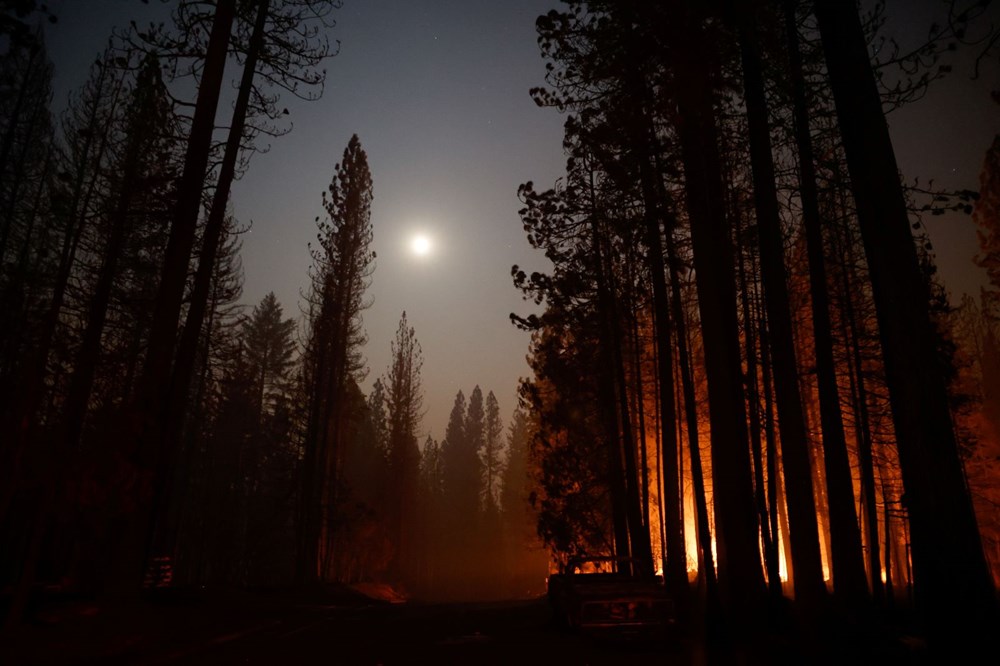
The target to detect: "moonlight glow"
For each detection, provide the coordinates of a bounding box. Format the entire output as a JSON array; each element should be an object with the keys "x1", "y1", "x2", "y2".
[{"x1": 411, "y1": 234, "x2": 432, "y2": 257}]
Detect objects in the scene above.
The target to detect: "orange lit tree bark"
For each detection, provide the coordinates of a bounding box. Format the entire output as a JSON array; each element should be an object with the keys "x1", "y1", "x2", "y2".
[
  {"x1": 755, "y1": 279, "x2": 791, "y2": 584},
  {"x1": 831, "y1": 203, "x2": 891, "y2": 605},
  {"x1": 815, "y1": 0, "x2": 997, "y2": 646}
]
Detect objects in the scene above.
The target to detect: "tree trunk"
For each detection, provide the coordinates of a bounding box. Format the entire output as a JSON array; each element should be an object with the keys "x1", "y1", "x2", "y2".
[
  {"x1": 108, "y1": 0, "x2": 237, "y2": 597},
  {"x1": 782, "y1": 0, "x2": 869, "y2": 607},
  {"x1": 625, "y1": 78, "x2": 686, "y2": 589},
  {"x1": 1, "y1": 63, "x2": 124, "y2": 526},
  {"x1": 736, "y1": 9, "x2": 826, "y2": 610},
  {"x1": 734, "y1": 217, "x2": 782, "y2": 596},
  {"x1": 665, "y1": 226, "x2": 719, "y2": 605},
  {"x1": 589, "y1": 206, "x2": 632, "y2": 569},
  {"x1": 836, "y1": 217, "x2": 885, "y2": 603},
  {"x1": 815, "y1": 0, "x2": 997, "y2": 647},
  {"x1": 759, "y1": 313, "x2": 790, "y2": 587},
  {"x1": 154, "y1": 0, "x2": 271, "y2": 562},
  {"x1": 663, "y1": 2, "x2": 766, "y2": 613}
]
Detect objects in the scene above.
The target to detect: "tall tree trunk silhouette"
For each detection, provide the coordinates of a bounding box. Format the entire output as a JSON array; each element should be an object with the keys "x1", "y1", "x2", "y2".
[
  {"x1": 734, "y1": 216, "x2": 781, "y2": 596},
  {"x1": 781, "y1": 0, "x2": 868, "y2": 607},
  {"x1": 1, "y1": 59, "x2": 125, "y2": 526},
  {"x1": 664, "y1": 221, "x2": 718, "y2": 606},
  {"x1": 661, "y1": 1, "x2": 766, "y2": 613},
  {"x1": 758, "y1": 307, "x2": 790, "y2": 585},
  {"x1": 815, "y1": 0, "x2": 997, "y2": 647},
  {"x1": 736, "y1": 5, "x2": 826, "y2": 610},
  {"x1": 836, "y1": 212, "x2": 886, "y2": 604},
  {"x1": 109, "y1": 0, "x2": 236, "y2": 597},
  {"x1": 153, "y1": 0, "x2": 271, "y2": 560},
  {"x1": 624, "y1": 69, "x2": 685, "y2": 588},
  {"x1": 586, "y1": 180, "x2": 632, "y2": 566},
  {"x1": 4, "y1": 56, "x2": 161, "y2": 628}
]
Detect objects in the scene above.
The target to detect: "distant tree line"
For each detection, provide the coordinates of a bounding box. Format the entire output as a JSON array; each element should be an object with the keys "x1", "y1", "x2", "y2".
[{"x1": 511, "y1": 0, "x2": 999, "y2": 656}]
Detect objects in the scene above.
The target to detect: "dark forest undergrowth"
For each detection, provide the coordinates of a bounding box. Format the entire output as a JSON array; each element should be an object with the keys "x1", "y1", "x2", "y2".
[{"x1": 1, "y1": 579, "x2": 979, "y2": 665}]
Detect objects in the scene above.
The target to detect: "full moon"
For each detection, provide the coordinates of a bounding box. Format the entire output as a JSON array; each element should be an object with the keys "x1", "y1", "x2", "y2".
[{"x1": 411, "y1": 234, "x2": 432, "y2": 257}]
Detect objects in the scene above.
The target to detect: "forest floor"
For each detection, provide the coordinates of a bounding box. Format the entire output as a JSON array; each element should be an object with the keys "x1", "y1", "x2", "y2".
[
  {"x1": 0, "y1": 583, "x2": 383, "y2": 664},
  {"x1": 0, "y1": 584, "x2": 941, "y2": 665}
]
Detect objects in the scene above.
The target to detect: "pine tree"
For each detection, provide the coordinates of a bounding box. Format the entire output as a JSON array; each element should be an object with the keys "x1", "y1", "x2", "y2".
[
  {"x1": 465, "y1": 385, "x2": 486, "y2": 506},
  {"x1": 483, "y1": 390, "x2": 503, "y2": 513},
  {"x1": 441, "y1": 390, "x2": 469, "y2": 514},
  {"x1": 243, "y1": 292, "x2": 297, "y2": 422},
  {"x1": 383, "y1": 312, "x2": 423, "y2": 584},
  {"x1": 299, "y1": 133, "x2": 375, "y2": 583},
  {"x1": 499, "y1": 407, "x2": 545, "y2": 594}
]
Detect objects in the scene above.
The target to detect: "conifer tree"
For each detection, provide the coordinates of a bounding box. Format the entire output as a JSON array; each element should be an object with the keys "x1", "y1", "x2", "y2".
[
  {"x1": 383, "y1": 312, "x2": 423, "y2": 583},
  {"x1": 298, "y1": 134, "x2": 375, "y2": 582},
  {"x1": 483, "y1": 390, "x2": 503, "y2": 513},
  {"x1": 465, "y1": 386, "x2": 486, "y2": 503}
]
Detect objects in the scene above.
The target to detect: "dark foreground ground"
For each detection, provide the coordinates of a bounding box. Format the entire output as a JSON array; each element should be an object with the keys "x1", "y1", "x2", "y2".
[{"x1": 0, "y1": 586, "x2": 934, "y2": 665}]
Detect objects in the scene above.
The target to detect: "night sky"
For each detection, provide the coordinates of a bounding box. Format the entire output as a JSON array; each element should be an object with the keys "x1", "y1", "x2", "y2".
[{"x1": 41, "y1": 0, "x2": 999, "y2": 441}]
